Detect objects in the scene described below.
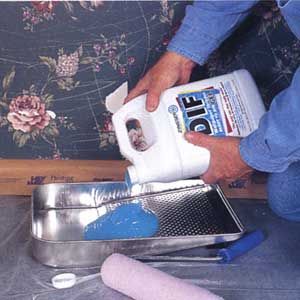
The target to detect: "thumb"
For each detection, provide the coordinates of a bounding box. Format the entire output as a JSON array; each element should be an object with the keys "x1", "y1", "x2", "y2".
[
  {"x1": 184, "y1": 131, "x2": 215, "y2": 148},
  {"x1": 201, "y1": 172, "x2": 219, "y2": 184}
]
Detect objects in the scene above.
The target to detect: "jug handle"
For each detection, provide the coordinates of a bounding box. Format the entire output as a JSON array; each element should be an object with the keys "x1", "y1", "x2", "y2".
[{"x1": 112, "y1": 99, "x2": 147, "y2": 161}]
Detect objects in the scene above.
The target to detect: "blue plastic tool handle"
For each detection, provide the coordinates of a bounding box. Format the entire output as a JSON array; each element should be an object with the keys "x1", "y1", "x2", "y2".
[{"x1": 218, "y1": 230, "x2": 265, "y2": 263}]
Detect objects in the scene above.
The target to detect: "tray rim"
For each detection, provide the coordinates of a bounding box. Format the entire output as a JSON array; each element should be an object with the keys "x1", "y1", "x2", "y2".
[{"x1": 31, "y1": 229, "x2": 245, "y2": 244}]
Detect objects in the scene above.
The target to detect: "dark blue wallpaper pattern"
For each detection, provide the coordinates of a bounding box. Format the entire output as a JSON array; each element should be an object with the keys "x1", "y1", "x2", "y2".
[{"x1": 0, "y1": 1, "x2": 298, "y2": 160}]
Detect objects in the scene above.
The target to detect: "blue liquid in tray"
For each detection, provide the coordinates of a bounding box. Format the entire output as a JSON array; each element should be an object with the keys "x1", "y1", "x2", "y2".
[{"x1": 84, "y1": 202, "x2": 159, "y2": 240}]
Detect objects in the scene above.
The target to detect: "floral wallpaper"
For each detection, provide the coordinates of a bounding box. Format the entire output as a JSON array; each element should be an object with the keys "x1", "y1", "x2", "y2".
[
  {"x1": 205, "y1": 1, "x2": 300, "y2": 108},
  {"x1": 0, "y1": 1, "x2": 298, "y2": 160}
]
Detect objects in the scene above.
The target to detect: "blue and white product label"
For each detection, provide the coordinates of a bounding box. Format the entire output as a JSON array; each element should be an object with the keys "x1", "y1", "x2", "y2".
[
  {"x1": 177, "y1": 88, "x2": 226, "y2": 136},
  {"x1": 167, "y1": 104, "x2": 185, "y2": 133},
  {"x1": 219, "y1": 80, "x2": 253, "y2": 136}
]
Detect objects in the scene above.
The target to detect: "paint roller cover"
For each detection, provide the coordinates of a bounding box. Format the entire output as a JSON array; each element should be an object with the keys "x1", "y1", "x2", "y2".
[{"x1": 101, "y1": 253, "x2": 224, "y2": 300}]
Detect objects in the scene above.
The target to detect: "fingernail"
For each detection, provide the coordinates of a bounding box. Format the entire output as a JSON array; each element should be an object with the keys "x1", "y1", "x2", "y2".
[{"x1": 147, "y1": 104, "x2": 156, "y2": 112}]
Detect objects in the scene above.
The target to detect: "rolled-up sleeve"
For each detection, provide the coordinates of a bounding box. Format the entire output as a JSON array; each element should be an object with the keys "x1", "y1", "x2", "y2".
[
  {"x1": 240, "y1": 66, "x2": 300, "y2": 173},
  {"x1": 168, "y1": 1, "x2": 258, "y2": 65}
]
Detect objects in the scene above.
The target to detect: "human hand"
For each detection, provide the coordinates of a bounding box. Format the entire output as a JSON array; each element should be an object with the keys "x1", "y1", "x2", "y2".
[
  {"x1": 124, "y1": 51, "x2": 196, "y2": 112},
  {"x1": 185, "y1": 132, "x2": 253, "y2": 184}
]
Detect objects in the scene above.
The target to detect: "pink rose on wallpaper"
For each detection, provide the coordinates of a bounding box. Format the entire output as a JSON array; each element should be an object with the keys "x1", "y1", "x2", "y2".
[
  {"x1": 78, "y1": 1, "x2": 103, "y2": 10},
  {"x1": 31, "y1": 1, "x2": 57, "y2": 13},
  {"x1": 90, "y1": 0, "x2": 104, "y2": 8},
  {"x1": 128, "y1": 128, "x2": 148, "y2": 152},
  {"x1": 7, "y1": 95, "x2": 55, "y2": 133},
  {"x1": 81, "y1": 1, "x2": 104, "y2": 9}
]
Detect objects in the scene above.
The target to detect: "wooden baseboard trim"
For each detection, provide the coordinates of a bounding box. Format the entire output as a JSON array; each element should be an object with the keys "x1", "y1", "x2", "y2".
[
  {"x1": 0, "y1": 159, "x2": 129, "y2": 195},
  {"x1": 0, "y1": 159, "x2": 267, "y2": 199}
]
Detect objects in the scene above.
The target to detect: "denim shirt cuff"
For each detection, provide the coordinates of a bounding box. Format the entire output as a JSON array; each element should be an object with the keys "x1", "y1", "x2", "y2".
[
  {"x1": 239, "y1": 130, "x2": 290, "y2": 173},
  {"x1": 167, "y1": 23, "x2": 218, "y2": 65},
  {"x1": 277, "y1": 0, "x2": 290, "y2": 8}
]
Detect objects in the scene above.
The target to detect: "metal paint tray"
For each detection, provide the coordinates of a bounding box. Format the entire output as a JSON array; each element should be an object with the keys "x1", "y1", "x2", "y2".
[{"x1": 31, "y1": 180, "x2": 245, "y2": 268}]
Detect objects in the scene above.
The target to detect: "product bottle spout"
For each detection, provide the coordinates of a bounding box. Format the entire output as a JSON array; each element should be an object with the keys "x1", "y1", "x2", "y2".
[{"x1": 125, "y1": 166, "x2": 138, "y2": 187}]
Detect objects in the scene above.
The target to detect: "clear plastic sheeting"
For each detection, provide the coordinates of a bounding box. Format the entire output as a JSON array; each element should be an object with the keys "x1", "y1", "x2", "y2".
[{"x1": 0, "y1": 196, "x2": 300, "y2": 300}]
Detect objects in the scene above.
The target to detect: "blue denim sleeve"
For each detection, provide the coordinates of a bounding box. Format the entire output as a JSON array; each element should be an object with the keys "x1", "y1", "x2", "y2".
[
  {"x1": 240, "y1": 66, "x2": 300, "y2": 173},
  {"x1": 167, "y1": 1, "x2": 259, "y2": 65}
]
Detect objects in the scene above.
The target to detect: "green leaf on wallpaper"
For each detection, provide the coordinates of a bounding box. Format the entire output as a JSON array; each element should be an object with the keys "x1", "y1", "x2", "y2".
[
  {"x1": 24, "y1": 24, "x2": 32, "y2": 32},
  {"x1": 39, "y1": 56, "x2": 57, "y2": 73},
  {"x1": 0, "y1": 116, "x2": 8, "y2": 127},
  {"x1": 57, "y1": 79, "x2": 66, "y2": 90},
  {"x1": 63, "y1": 1, "x2": 75, "y2": 14},
  {"x1": 42, "y1": 93, "x2": 54, "y2": 108},
  {"x1": 100, "y1": 34, "x2": 108, "y2": 42},
  {"x1": 2, "y1": 66, "x2": 15, "y2": 92},
  {"x1": 31, "y1": 129, "x2": 40, "y2": 141},
  {"x1": 44, "y1": 124, "x2": 59, "y2": 137},
  {"x1": 66, "y1": 122, "x2": 76, "y2": 130},
  {"x1": 169, "y1": 8, "x2": 174, "y2": 20},
  {"x1": 100, "y1": 139, "x2": 108, "y2": 149},
  {"x1": 13, "y1": 130, "x2": 22, "y2": 141},
  {"x1": 51, "y1": 127, "x2": 59, "y2": 137},
  {"x1": 58, "y1": 48, "x2": 64, "y2": 56},
  {"x1": 29, "y1": 84, "x2": 37, "y2": 95},
  {"x1": 79, "y1": 1, "x2": 89, "y2": 9},
  {"x1": 159, "y1": 15, "x2": 169, "y2": 24},
  {"x1": 108, "y1": 134, "x2": 116, "y2": 144},
  {"x1": 78, "y1": 45, "x2": 83, "y2": 57},
  {"x1": 57, "y1": 77, "x2": 78, "y2": 91},
  {"x1": 110, "y1": 60, "x2": 117, "y2": 70},
  {"x1": 150, "y1": 15, "x2": 157, "y2": 21},
  {"x1": 80, "y1": 57, "x2": 94, "y2": 64},
  {"x1": 63, "y1": 2, "x2": 78, "y2": 20},
  {"x1": 13, "y1": 130, "x2": 30, "y2": 148},
  {"x1": 18, "y1": 134, "x2": 31, "y2": 147},
  {"x1": 0, "y1": 101, "x2": 8, "y2": 109},
  {"x1": 118, "y1": 40, "x2": 126, "y2": 46}
]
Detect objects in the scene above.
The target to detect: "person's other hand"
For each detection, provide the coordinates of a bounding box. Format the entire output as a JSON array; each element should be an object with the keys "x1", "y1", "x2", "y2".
[
  {"x1": 185, "y1": 132, "x2": 253, "y2": 184},
  {"x1": 124, "y1": 51, "x2": 196, "y2": 112}
]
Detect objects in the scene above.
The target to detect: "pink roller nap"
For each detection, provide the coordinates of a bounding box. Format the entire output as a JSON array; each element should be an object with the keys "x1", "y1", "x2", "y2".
[{"x1": 101, "y1": 253, "x2": 223, "y2": 300}]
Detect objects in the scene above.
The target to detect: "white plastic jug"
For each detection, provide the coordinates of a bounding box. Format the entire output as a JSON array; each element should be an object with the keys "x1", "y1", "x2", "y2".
[{"x1": 112, "y1": 69, "x2": 266, "y2": 185}]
